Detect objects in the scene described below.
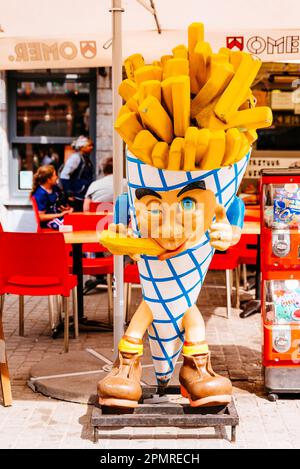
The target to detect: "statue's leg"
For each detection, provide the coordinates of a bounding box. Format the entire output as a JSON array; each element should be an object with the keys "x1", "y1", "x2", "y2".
[
  {"x1": 97, "y1": 300, "x2": 153, "y2": 408},
  {"x1": 179, "y1": 304, "x2": 232, "y2": 407}
]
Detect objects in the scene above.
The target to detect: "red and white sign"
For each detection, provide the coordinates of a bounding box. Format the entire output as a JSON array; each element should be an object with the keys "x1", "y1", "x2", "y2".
[{"x1": 1, "y1": 29, "x2": 300, "y2": 70}]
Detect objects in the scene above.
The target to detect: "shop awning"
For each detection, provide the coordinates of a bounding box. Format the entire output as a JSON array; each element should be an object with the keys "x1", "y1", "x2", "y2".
[{"x1": 1, "y1": 0, "x2": 300, "y2": 70}]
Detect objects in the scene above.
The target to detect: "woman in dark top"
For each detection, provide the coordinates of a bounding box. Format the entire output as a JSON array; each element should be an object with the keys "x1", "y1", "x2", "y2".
[{"x1": 31, "y1": 165, "x2": 73, "y2": 230}]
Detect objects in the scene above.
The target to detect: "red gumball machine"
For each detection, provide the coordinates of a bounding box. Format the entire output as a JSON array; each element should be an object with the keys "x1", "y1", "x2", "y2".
[{"x1": 261, "y1": 169, "x2": 300, "y2": 401}]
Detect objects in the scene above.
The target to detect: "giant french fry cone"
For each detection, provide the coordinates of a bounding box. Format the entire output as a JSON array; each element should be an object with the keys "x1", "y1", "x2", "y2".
[{"x1": 100, "y1": 22, "x2": 272, "y2": 388}]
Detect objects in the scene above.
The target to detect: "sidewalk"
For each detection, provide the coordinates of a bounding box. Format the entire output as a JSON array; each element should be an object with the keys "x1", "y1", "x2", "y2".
[{"x1": 1, "y1": 272, "x2": 300, "y2": 449}]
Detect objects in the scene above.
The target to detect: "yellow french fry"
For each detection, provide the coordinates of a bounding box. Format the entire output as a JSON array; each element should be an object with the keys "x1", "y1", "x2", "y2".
[
  {"x1": 139, "y1": 96, "x2": 174, "y2": 143},
  {"x1": 194, "y1": 41, "x2": 212, "y2": 88},
  {"x1": 218, "y1": 47, "x2": 231, "y2": 57},
  {"x1": 228, "y1": 51, "x2": 248, "y2": 71},
  {"x1": 236, "y1": 132, "x2": 251, "y2": 162},
  {"x1": 130, "y1": 130, "x2": 158, "y2": 165},
  {"x1": 138, "y1": 80, "x2": 161, "y2": 104},
  {"x1": 114, "y1": 112, "x2": 144, "y2": 148},
  {"x1": 195, "y1": 97, "x2": 223, "y2": 129},
  {"x1": 215, "y1": 54, "x2": 262, "y2": 123},
  {"x1": 152, "y1": 60, "x2": 162, "y2": 67},
  {"x1": 168, "y1": 137, "x2": 185, "y2": 170},
  {"x1": 222, "y1": 128, "x2": 242, "y2": 166},
  {"x1": 118, "y1": 79, "x2": 138, "y2": 101},
  {"x1": 244, "y1": 129, "x2": 258, "y2": 144},
  {"x1": 161, "y1": 77, "x2": 174, "y2": 116},
  {"x1": 188, "y1": 22, "x2": 204, "y2": 94},
  {"x1": 164, "y1": 58, "x2": 189, "y2": 79},
  {"x1": 152, "y1": 141, "x2": 169, "y2": 169},
  {"x1": 172, "y1": 44, "x2": 188, "y2": 59},
  {"x1": 191, "y1": 62, "x2": 234, "y2": 117},
  {"x1": 172, "y1": 75, "x2": 190, "y2": 137},
  {"x1": 200, "y1": 130, "x2": 226, "y2": 169},
  {"x1": 126, "y1": 92, "x2": 140, "y2": 112},
  {"x1": 124, "y1": 54, "x2": 145, "y2": 80},
  {"x1": 195, "y1": 128, "x2": 210, "y2": 166},
  {"x1": 100, "y1": 230, "x2": 164, "y2": 256},
  {"x1": 134, "y1": 65, "x2": 162, "y2": 86},
  {"x1": 184, "y1": 127, "x2": 199, "y2": 171},
  {"x1": 227, "y1": 107, "x2": 273, "y2": 131},
  {"x1": 161, "y1": 55, "x2": 173, "y2": 66},
  {"x1": 117, "y1": 104, "x2": 131, "y2": 118}
]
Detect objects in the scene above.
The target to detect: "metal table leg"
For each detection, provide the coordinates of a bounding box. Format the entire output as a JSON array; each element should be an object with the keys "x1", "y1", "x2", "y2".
[
  {"x1": 72, "y1": 243, "x2": 84, "y2": 320},
  {"x1": 72, "y1": 243, "x2": 113, "y2": 332}
]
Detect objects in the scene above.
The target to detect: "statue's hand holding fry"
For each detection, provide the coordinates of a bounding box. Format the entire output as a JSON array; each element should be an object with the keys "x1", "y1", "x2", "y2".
[
  {"x1": 209, "y1": 205, "x2": 233, "y2": 251},
  {"x1": 108, "y1": 223, "x2": 141, "y2": 261}
]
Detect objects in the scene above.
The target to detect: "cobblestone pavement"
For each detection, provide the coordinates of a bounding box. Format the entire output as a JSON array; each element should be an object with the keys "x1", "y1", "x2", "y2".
[{"x1": 1, "y1": 272, "x2": 299, "y2": 449}]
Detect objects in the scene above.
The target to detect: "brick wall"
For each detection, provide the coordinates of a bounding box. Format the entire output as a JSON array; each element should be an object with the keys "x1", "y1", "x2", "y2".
[{"x1": 96, "y1": 67, "x2": 113, "y2": 176}]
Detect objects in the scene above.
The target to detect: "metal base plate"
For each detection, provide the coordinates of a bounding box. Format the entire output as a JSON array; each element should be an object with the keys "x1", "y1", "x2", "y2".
[
  {"x1": 265, "y1": 366, "x2": 300, "y2": 393},
  {"x1": 91, "y1": 385, "x2": 239, "y2": 443}
]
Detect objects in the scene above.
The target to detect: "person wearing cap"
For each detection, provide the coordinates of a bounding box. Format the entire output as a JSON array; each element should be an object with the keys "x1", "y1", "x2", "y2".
[{"x1": 60, "y1": 136, "x2": 94, "y2": 211}]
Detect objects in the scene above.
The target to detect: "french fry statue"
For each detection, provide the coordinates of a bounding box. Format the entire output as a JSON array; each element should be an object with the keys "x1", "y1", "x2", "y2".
[{"x1": 98, "y1": 23, "x2": 272, "y2": 408}]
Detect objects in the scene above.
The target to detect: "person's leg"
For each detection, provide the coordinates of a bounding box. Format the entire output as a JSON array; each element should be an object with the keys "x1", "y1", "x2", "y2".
[
  {"x1": 98, "y1": 300, "x2": 153, "y2": 407},
  {"x1": 179, "y1": 304, "x2": 232, "y2": 407}
]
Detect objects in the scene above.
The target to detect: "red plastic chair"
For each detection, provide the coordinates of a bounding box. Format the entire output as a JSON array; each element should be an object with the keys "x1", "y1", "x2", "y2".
[
  {"x1": 89, "y1": 201, "x2": 101, "y2": 213},
  {"x1": 0, "y1": 221, "x2": 13, "y2": 405},
  {"x1": 0, "y1": 282, "x2": 12, "y2": 406},
  {"x1": 0, "y1": 232, "x2": 78, "y2": 353},
  {"x1": 31, "y1": 196, "x2": 54, "y2": 233},
  {"x1": 238, "y1": 234, "x2": 258, "y2": 290},
  {"x1": 239, "y1": 207, "x2": 259, "y2": 289},
  {"x1": 124, "y1": 263, "x2": 141, "y2": 324},
  {"x1": 208, "y1": 246, "x2": 240, "y2": 318},
  {"x1": 64, "y1": 213, "x2": 114, "y2": 322}
]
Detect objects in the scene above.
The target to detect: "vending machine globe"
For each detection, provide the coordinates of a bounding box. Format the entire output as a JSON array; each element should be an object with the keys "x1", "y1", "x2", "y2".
[{"x1": 261, "y1": 169, "x2": 300, "y2": 401}]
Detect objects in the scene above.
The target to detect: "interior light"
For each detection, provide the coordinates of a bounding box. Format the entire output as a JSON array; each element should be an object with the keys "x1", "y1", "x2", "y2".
[
  {"x1": 284, "y1": 183, "x2": 298, "y2": 193},
  {"x1": 285, "y1": 279, "x2": 299, "y2": 290}
]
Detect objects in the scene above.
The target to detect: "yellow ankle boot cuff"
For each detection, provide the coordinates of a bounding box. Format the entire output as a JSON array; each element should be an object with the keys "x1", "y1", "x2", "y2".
[
  {"x1": 118, "y1": 337, "x2": 143, "y2": 356},
  {"x1": 182, "y1": 341, "x2": 209, "y2": 356}
]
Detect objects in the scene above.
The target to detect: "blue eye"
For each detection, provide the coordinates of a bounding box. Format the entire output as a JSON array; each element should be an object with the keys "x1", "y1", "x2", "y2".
[
  {"x1": 150, "y1": 209, "x2": 161, "y2": 215},
  {"x1": 180, "y1": 197, "x2": 196, "y2": 211}
]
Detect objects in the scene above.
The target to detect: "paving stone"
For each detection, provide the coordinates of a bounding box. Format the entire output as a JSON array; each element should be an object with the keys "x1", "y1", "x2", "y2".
[{"x1": 1, "y1": 275, "x2": 300, "y2": 448}]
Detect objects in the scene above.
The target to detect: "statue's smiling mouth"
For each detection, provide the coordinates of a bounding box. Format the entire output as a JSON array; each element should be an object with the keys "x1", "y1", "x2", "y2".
[{"x1": 154, "y1": 238, "x2": 190, "y2": 261}]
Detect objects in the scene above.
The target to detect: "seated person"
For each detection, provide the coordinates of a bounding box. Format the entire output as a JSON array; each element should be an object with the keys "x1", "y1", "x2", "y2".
[
  {"x1": 31, "y1": 165, "x2": 73, "y2": 230},
  {"x1": 83, "y1": 156, "x2": 127, "y2": 211}
]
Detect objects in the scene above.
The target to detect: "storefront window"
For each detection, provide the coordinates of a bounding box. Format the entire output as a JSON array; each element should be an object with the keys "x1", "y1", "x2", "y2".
[
  {"x1": 14, "y1": 143, "x2": 73, "y2": 190},
  {"x1": 8, "y1": 69, "x2": 96, "y2": 197},
  {"x1": 16, "y1": 80, "x2": 90, "y2": 138}
]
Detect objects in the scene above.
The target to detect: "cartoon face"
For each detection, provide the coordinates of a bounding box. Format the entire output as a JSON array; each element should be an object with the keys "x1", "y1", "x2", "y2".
[{"x1": 134, "y1": 180, "x2": 216, "y2": 258}]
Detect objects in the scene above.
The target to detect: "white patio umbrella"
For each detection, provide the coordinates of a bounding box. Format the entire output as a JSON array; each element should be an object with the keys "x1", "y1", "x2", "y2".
[{"x1": 1, "y1": 0, "x2": 300, "y2": 352}]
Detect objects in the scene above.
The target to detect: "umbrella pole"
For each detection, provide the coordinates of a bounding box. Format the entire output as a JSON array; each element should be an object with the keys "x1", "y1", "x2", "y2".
[{"x1": 111, "y1": 0, "x2": 125, "y2": 357}]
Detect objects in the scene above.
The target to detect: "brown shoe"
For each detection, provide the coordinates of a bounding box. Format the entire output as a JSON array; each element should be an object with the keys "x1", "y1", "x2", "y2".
[
  {"x1": 179, "y1": 352, "x2": 232, "y2": 407},
  {"x1": 97, "y1": 351, "x2": 142, "y2": 408}
]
